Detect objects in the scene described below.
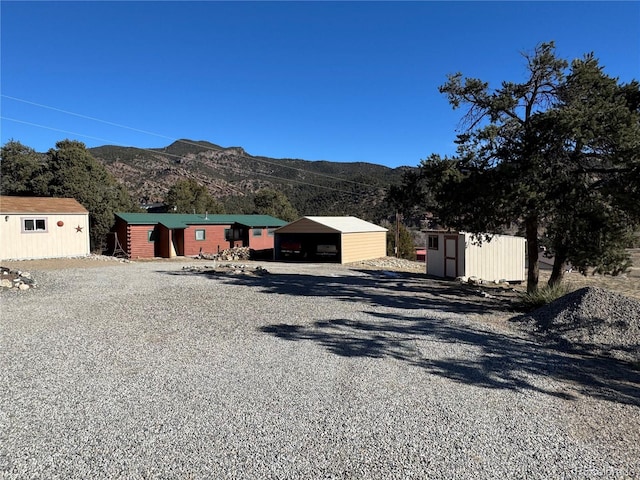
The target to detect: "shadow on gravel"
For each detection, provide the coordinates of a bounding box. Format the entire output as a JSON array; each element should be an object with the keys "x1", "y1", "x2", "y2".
[
  {"x1": 168, "y1": 268, "x2": 640, "y2": 406},
  {"x1": 184, "y1": 268, "x2": 518, "y2": 316},
  {"x1": 261, "y1": 312, "x2": 640, "y2": 406}
]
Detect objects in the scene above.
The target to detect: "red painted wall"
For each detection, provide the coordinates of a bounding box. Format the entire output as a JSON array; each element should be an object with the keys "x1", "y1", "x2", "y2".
[
  {"x1": 248, "y1": 228, "x2": 276, "y2": 251},
  {"x1": 183, "y1": 225, "x2": 232, "y2": 256},
  {"x1": 117, "y1": 221, "x2": 278, "y2": 258}
]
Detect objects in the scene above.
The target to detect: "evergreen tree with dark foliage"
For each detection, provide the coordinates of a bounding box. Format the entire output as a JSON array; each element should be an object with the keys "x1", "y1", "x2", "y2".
[
  {"x1": 391, "y1": 42, "x2": 640, "y2": 292},
  {"x1": 46, "y1": 140, "x2": 139, "y2": 251},
  {"x1": 253, "y1": 188, "x2": 298, "y2": 221},
  {"x1": 165, "y1": 179, "x2": 224, "y2": 215},
  {"x1": 1, "y1": 139, "x2": 138, "y2": 252},
  {"x1": 0, "y1": 140, "x2": 48, "y2": 196}
]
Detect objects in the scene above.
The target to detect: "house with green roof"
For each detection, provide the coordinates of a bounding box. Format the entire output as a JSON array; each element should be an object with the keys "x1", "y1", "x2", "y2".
[{"x1": 112, "y1": 213, "x2": 287, "y2": 259}]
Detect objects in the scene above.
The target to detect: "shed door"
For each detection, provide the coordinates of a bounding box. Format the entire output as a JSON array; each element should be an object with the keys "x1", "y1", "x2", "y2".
[{"x1": 444, "y1": 235, "x2": 458, "y2": 278}]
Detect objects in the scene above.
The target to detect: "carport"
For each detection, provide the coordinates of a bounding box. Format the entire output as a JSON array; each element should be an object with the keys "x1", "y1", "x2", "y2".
[{"x1": 274, "y1": 216, "x2": 387, "y2": 264}]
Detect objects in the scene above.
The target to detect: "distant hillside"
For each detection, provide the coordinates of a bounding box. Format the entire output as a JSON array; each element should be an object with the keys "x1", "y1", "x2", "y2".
[{"x1": 89, "y1": 139, "x2": 413, "y2": 221}]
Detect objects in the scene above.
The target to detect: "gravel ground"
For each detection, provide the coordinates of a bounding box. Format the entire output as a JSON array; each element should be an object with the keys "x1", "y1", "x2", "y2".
[
  {"x1": 512, "y1": 287, "x2": 640, "y2": 364},
  {"x1": 1, "y1": 259, "x2": 639, "y2": 479}
]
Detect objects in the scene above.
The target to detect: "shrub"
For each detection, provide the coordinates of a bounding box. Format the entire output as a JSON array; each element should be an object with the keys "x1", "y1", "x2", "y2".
[{"x1": 519, "y1": 283, "x2": 570, "y2": 310}]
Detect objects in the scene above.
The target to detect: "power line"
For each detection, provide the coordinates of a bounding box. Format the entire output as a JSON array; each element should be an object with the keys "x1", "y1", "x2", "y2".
[
  {"x1": 1, "y1": 117, "x2": 116, "y2": 145},
  {"x1": 1, "y1": 94, "x2": 387, "y2": 189},
  {"x1": 2, "y1": 95, "x2": 174, "y2": 141}
]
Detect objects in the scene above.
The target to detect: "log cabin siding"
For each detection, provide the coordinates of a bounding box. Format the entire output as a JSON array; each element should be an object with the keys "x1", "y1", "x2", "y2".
[{"x1": 128, "y1": 225, "x2": 156, "y2": 259}]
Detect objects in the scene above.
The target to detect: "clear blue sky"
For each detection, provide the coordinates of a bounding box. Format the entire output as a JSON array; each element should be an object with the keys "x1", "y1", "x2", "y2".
[{"x1": 1, "y1": 1, "x2": 639, "y2": 168}]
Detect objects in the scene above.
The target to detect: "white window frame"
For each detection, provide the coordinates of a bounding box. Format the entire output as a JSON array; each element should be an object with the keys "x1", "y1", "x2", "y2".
[
  {"x1": 22, "y1": 217, "x2": 48, "y2": 233},
  {"x1": 428, "y1": 235, "x2": 439, "y2": 250}
]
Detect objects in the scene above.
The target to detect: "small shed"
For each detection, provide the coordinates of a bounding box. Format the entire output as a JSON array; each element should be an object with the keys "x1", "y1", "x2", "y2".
[
  {"x1": 274, "y1": 216, "x2": 388, "y2": 264},
  {"x1": 424, "y1": 230, "x2": 525, "y2": 283},
  {"x1": 113, "y1": 213, "x2": 287, "y2": 259},
  {"x1": 0, "y1": 196, "x2": 90, "y2": 260}
]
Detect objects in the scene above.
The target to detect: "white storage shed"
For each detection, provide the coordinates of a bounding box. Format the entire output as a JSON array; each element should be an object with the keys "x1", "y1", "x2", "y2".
[
  {"x1": 0, "y1": 196, "x2": 90, "y2": 260},
  {"x1": 425, "y1": 231, "x2": 525, "y2": 283}
]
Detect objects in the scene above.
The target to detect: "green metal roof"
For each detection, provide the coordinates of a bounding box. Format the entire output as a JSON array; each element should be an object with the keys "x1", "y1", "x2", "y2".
[{"x1": 116, "y1": 212, "x2": 287, "y2": 228}]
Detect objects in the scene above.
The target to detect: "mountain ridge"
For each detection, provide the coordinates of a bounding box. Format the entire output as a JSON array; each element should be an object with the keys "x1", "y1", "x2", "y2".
[{"x1": 89, "y1": 139, "x2": 411, "y2": 220}]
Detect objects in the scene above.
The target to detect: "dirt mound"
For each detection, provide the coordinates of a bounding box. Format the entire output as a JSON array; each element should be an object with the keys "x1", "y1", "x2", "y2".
[{"x1": 517, "y1": 287, "x2": 640, "y2": 364}]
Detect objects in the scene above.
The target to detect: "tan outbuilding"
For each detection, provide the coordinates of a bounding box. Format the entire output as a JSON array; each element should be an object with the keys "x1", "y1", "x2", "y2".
[
  {"x1": 424, "y1": 230, "x2": 526, "y2": 283},
  {"x1": 0, "y1": 196, "x2": 90, "y2": 260},
  {"x1": 274, "y1": 216, "x2": 388, "y2": 264}
]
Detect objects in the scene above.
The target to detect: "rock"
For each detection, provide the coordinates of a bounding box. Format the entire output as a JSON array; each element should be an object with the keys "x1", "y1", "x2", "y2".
[
  {"x1": 196, "y1": 246, "x2": 251, "y2": 262},
  {"x1": 0, "y1": 267, "x2": 36, "y2": 291}
]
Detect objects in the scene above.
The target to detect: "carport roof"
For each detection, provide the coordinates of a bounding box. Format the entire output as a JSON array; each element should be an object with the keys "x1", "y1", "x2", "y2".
[
  {"x1": 277, "y1": 216, "x2": 388, "y2": 233},
  {"x1": 116, "y1": 213, "x2": 287, "y2": 228}
]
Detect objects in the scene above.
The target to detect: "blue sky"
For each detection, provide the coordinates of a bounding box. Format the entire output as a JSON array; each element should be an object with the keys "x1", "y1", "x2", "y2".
[{"x1": 1, "y1": 1, "x2": 639, "y2": 168}]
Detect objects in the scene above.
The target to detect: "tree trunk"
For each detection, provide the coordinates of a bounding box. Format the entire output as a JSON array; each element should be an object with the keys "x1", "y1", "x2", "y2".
[
  {"x1": 548, "y1": 247, "x2": 567, "y2": 287},
  {"x1": 525, "y1": 216, "x2": 540, "y2": 293}
]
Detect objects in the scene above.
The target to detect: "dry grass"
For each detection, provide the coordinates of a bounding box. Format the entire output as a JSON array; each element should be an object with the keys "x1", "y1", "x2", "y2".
[{"x1": 533, "y1": 249, "x2": 640, "y2": 301}]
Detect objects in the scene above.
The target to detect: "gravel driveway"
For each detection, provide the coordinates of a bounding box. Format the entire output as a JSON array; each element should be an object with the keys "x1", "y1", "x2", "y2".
[{"x1": 2, "y1": 260, "x2": 639, "y2": 479}]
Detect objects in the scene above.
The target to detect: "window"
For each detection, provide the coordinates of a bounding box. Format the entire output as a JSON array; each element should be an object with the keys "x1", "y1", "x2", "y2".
[
  {"x1": 195, "y1": 229, "x2": 206, "y2": 241},
  {"x1": 428, "y1": 235, "x2": 439, "y2": 250},
  {"x1": 252, "y1": 228, "x2": 262, "y2": 237},
  {"x1": 267, "y1": 228, "x2": 275, "y2": 237},
  {"x1": 147, "y1": 230, "x2": 156, "y2": 242},
  {"x1": 22, "y1": 218, "x2": 47, "y2": 233},
  {"x1": 225, "y1": 228, "x2": 241, "y2": 241}
]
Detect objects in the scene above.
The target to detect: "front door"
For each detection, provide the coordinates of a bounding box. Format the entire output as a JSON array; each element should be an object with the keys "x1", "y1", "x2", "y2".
[
  {"x1": 171, "y1": 229, "x2": 185, "y2": 257},
  {"x1": 444, "y1": 235, "x2": 458, "y2": 278}
]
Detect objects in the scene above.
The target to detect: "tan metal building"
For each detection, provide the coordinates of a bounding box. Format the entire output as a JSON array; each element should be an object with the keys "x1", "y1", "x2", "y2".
[
  {"x1": 424, "y1": 231, "x2": 525, "y2": 283},
  {"x1": 0, "y1": 196, "x2": 90, "y2": 260},
  {"x1": 274, "y1": 216, "x2": 388, "y2": 264}
]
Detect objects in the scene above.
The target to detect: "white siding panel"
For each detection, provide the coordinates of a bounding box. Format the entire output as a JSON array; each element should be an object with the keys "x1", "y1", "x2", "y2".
[
  {"x1": 425, "y1": 232, "x2": 525, "y2": 281},
  {"x1": 0, "y1": 213, "x2": 90, "y2": 260},
  {"x1": 464, "y1": 233, "x2": 525, "y2": 282},
  {"x1": 426, "y1": 232, "x2": 450, "y2": 277}
]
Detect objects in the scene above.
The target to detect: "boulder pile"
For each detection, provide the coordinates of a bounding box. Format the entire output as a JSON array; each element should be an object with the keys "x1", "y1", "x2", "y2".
[
  {"x1": 1, "y1": 267, "x2": 36, "y2": 291},
  {"x1": 182, "y1": 264, "x2": 270, "y2": 277}
]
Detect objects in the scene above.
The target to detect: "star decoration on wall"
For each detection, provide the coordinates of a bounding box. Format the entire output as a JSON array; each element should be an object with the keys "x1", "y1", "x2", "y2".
[{"x1": 75, "y1": 225, "x2": 83, "y2": 232}]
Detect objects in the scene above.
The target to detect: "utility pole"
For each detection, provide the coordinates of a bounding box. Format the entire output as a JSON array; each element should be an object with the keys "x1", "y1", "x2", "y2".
[{"x1": 395, "y1": 211, "x2": 400, "y2": 258}]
